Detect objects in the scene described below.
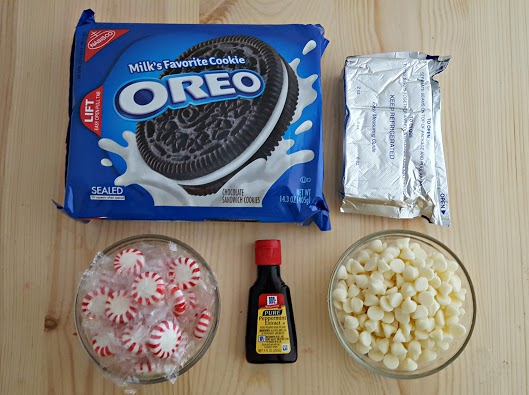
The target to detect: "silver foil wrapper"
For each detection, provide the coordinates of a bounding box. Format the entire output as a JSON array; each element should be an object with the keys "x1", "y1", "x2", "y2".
[{"x1": 341, "y1": 52, "x2": 451, "y2": 226}]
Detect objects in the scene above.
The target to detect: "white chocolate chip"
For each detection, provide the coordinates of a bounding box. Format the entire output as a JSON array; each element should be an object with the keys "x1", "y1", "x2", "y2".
[
  {"x1": 403, "y1": 266, "x2": 419, "y2": 281},
  {"x1": 438, "y1": 282, "x2": 453, "y2": 296},
  {"x1": 401, "y1": 297, "x2": 417, "y2": 314},
  {"x1": 359, "y1": 331, "x2": 372, "y2": 346},
  {"x1": 386, "y1": 286, "x2": 398, "y2": 295},
  {"x1": 332, "y1": 288, "x2": 348, "y2": 302},
  {"x1": 390, "y1": 259, "x2": 405, "y2": 273},
  {"x1": 364, "y1": 319, "x2": 380, "y2": 333},
  {"x1": 447, "y1": 260, "x2": 459, "y2": 272},
  {"x1": 394, "y1": 308, "x2": 410, "y2": 324},
  {"x1": 382, "y1": 323, "x2": 397, "y2": 338},
  {"x1": 368, "y1": 349, "x2": 384, "y2": 362},
  {"x1": 446, "y1": 316, "x2": 459, "y2": 326},
  {"x1": 379, "y1": 296, "x2": 393, "y2": 312},
  {"x1": 411, "y1": 258, "x2": 426, "y2": 268},
  {"x1": 414, "y1": 330, "x2": 429, "y2": 340},
  {"x1": 355, "y1": 274, "x2": 369, "y2": 289},
  {"x1": 449, "y1": 275, "x2": 462, "y2": 292},
  {"x1": 349, "y1": 259, "x2": 365, "y2": 274},
  {"x1": 435, "y1": 310, "x2": 445, "y2": 327},
  {"x1": 391, "y1": 342, "x2": 407, "y2": 356},
  {"x1": 370, "y1": 271, "x2": 384, "y2": 283},
  {"x1": 396, "y1": 274, "x2": 405, "y2": 287},
  {"x1": 381, "y1": 311, "x2": 394, "y2": 324},
  {"x1": 383, "y1": 354, "x2": 400, "y2": 370},
  {"x1": 377, "y1": 260, "x2": 391, "y2": 273},
  {"x1": 369, "y1": 239, "x2": 384, "y2": 253},
  {"x1": 393, "y1": 328, "x2": 406, "y2": 343},
  {"x1": 408, "y1": 340, "x2": 421, "y2": 356},
  {"x1": 365, "y1": 256, "x2": 378, "y2": 271},
  {"x1": 399, "y1": 248, "x2": 415, "y2": 261},
  {"x1": 401, "y1": 282, "x2": 417, "y2": 298},
  {"x1": 415, "y1": 318, "x2": 429, "y2": 331},
  {"x1": 358, "y1": 314, "x2": 368, "y2": 326},
  {"x1": 388, "y1": 293, "x2": 403, "y2": 308},
  {"x1": 368, "y1": 280, "x2": 386, "y2": 295},
  {"x1": 356, "y1": 343, "x2": 371, "y2": 355},
  {"x1": 395, "y1": 238, "x2": 410, "y2": 249},
  {"x1": 432, "y1": 257, "x2": 448, "y2": 273},
  {"x1": 437, "y1": 342, "x2": 450, "y2": 351},
  {"x1": 337, "y1": 265, "x2": 348, "y2": 280},
  {"x1": 420, "y1": 349, "x2": 437, "y2": 363},
  {"x1": 343, "y1": 300, "x2": 354, "y2": 314},
  {"x1": 367, "y1": 305, "x2": 385, "y2": 321},
  {"x1": 418, "y1": 291, "x2": 435, "y2": 307},
  {"x1": 427, "y1": 301, "x2": 441, "y2": 317},
  {"x1": 344, "y1": 315, "x2": 359, "y2": 329},
  {"x1": 333, "y1": 300, "x2": 343, "y2": 311},
  {"x1": 413, "y1": 305, "x2": 428, "y2": 319},
  {"x1": 356, "y1": 250, "x2": 371, "y2": 263},
  {"x1": 419, "y1": 267, "x2": 435, "y2": 281},
  {"x1": 436, "y1": 294, "x2": 452, "y2": 306},
  {"x1": 348, "y1": 284, "x2": 361, "y2": 298},
  {"x1": 363, "y1": 292, "x2": 379, "y2": 306},
  {"x1": 430, "y1": 328, "x2": 444, "y2": 342},
  {"x1": 336, "y1": 280, "x2": 347, "y2": 290},
  {"x1": 414, "y1": 248, "x2": 428, "y2": 260},
  {"x1": 430, "y1": 275, "x2": 442, "y2": 289},
  {"x1": 377, "y1": 338, "x2": 389, "y2": 354},
  {"x1": 401, "y1": 358, "x2": 418, "y2": 371},
  {"x1": 414, "y1": 277, "x2": 429, "y2": 292},
  {"x1": 343, "y1": 328, "x2": 359, "y2": 343},
  {"x1": 350, "y1": 297, "x2": 364, "y2": 313}
]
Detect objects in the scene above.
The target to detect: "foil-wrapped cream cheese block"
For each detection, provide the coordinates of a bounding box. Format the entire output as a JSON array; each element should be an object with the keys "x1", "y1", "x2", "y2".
[{"x1": 341, "y1": 52, "x2": 451, "y2": 226}]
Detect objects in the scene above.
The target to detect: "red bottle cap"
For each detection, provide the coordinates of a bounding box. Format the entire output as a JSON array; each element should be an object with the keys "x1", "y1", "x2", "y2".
[{"x1": 255, "y1": 240, "x2": 282, "y2": 266}]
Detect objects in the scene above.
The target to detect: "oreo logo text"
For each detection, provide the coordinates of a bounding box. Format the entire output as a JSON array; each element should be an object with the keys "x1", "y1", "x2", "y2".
[{"x1": 116, "y1": 70, "x2": 264, "y2": 120}]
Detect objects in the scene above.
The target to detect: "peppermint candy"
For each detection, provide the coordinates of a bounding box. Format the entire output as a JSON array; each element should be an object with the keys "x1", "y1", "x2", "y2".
[
  {"x1": 131, "y1": 272, "x2": 165, "y2": 306},
  {"x1": 194, "y1": 309, "x2": 212, "y2": 339},
  {"x1": 92, "y1": 333, "x2": 115, "y2": 357},
  {"x1": 134, "y1": 360, "x2": 156, "y2": 375},
  {"x1": 105, "y1": 290, "x2": 138, "y2": 324},
  {"x1": 121, "y1": 325, "x2": 148, "y2": 355},
  {"x1": 148, "y1": 320, "x2": 182, "y2": 359},
  {"x1": 166, "y1": 284, "x2": 187, "y2": 316},
  {"x1": 167, "y1": 256, "x2": 201, "y2": 290},
  {"x1": 82, "y1": 287, "x2": 113, "y2": 317},
  {"x1": 114, "y1": 248, "x2": 145, "y2": 276}
]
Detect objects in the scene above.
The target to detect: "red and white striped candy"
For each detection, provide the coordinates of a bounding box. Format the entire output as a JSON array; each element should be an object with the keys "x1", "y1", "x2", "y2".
[
  {"x1": 92, "y1": 333, "x2": 115, "y2": 357},
  {"x1": 105, "y1": 290, "x2": 138, "y2": 324},
  {"x1": 147, "y1": 320, "x2": 182, "y2": 359},
  {"x1": 194, "y1": 309, "x2": 212, "y2": 339},
  {"x1": 82, "y1": 287, "x2": 113, "y2": 317},
  {"x1": 134, "y1": 360, "x2": 156, "y2": 375},
  {"x1": 114, "y1": 248, "x2": 145, "y2": 276},
  {"x1": 131, "y1": 272, "x2": 165, "y2": 306},
  {"x1": 121, "y1": 326, "x2": 147, "y2": 355},
  {"x1": 166, "y1": 284, "x2": 187, "y2": 316},
  {"x1": 186, "y1": 291, "x2": 198, "y2": 309},
  {"x1": 167, "y1": 256, "x2": 201, "y2": 290}
]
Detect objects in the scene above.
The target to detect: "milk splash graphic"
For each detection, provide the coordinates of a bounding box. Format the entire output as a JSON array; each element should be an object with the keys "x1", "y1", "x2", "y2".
[{"x1": 98, "y1": 41, "x2": 319, "y2": 207}]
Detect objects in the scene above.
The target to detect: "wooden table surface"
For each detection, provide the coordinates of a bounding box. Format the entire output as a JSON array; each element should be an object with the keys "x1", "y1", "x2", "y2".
[{"x1": 1, "y1": 0, "x2": 528, "y2": 394}]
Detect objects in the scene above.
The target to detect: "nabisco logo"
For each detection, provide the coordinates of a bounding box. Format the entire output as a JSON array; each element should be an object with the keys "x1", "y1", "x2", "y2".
[
  {"x1": 84, "y1": 29, "x2": 129, "y2": 62},
  {"x1": 88, "y1": 30, "x2": 116, "y2": 50}
]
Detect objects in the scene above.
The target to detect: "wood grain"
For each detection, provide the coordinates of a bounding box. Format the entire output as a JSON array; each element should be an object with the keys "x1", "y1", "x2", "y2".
[{"x1": 1, "y1": 0, "x2": 528, "y2": 393}]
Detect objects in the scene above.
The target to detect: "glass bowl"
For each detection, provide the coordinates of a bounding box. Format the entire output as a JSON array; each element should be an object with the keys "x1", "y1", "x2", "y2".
[
  {"x1": 74, "y1": 235, "x2": 220, "y2": 385},
  {"x1": 328, "y1": 230, "x2": 476, "y2": 379}
]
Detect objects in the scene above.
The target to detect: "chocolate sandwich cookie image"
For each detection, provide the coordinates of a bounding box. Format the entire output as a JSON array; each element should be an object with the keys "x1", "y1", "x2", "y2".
[{"x1": 136, "y1": 35, "x2": 299, "y2": 195}]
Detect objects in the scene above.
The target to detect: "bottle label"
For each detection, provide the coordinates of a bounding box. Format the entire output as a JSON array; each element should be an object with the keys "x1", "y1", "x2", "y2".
[{"x1": 256, "y1": 293, "x2": 291, "y2": 354}]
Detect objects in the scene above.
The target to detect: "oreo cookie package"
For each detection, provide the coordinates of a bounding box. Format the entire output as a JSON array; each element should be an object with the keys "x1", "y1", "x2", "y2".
[{"x1": 62, "y1": 10, "x2": 330, "y2": 230}]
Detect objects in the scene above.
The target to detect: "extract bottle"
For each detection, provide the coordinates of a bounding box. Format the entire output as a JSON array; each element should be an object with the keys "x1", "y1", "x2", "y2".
[{"x1": 245, "y1": 240, "x2": 297, "y2": 363}]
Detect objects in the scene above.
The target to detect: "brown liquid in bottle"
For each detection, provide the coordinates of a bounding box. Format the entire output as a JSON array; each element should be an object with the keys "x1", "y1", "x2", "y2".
[{"x1": 245, "y1": 240, "x2": 297, "y2": 363}]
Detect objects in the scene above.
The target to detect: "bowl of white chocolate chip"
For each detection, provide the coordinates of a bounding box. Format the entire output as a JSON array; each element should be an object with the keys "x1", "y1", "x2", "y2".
[{"x1": 328, "y1": 230, "x2": 476, "y2": 378}]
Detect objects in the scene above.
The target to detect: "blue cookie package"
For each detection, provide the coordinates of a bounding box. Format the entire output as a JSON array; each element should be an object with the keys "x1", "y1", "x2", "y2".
[{"x1": 61, "y1": 9, "x2": 330, "y2": 230}]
